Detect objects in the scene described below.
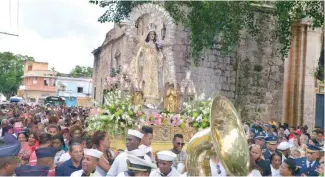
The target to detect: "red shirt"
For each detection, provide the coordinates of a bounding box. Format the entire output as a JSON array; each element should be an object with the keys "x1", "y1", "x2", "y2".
[
  {"x1": 48, "y1": 169, "x2": 55, "y2": 176},
  {"x1": 288, "y1": 134, "x2": 295, "y2": 139},
  {"x1": 29, "y1": 150, "x2": 37, "y2": 166}
]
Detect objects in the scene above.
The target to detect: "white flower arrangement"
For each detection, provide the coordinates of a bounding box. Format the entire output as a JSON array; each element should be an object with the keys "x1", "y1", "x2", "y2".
[{"x1": 87, "y1": 90, "x2": 145, "y2": 136}]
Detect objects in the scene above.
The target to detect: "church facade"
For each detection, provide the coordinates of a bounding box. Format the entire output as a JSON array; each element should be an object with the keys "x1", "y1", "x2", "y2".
[{"x1": 92, "y1": 3, "x2": 322, "y2": 126}]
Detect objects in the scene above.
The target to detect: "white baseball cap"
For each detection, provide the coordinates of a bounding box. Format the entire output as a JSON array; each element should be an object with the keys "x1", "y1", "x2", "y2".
[
  {"x1": 128, "y1": 129, "x2": 144, "y2": 139},
  {"x1": 277, "y1": 142, "x2": 293, "y2": 150},
  {"x1": 157, "y1": 151, "x2": 177, "y2": 161},
  {"x1": 84, "y1": 148, "x2": 103, "y2": 159}
]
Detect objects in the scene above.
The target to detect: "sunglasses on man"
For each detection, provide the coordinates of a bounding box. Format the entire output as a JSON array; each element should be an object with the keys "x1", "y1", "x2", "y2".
[{"x1": 176, "y1": 142, "x2": 185, "y2": 146}]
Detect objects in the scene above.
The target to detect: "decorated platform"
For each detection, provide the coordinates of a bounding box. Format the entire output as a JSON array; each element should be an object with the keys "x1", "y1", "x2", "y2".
[
  {"x1": 87, "y1": 9, "x2": 212, "y2": 150},
  {"x1": 87, "y1": 83, "x2": 211, "y2": 151}
]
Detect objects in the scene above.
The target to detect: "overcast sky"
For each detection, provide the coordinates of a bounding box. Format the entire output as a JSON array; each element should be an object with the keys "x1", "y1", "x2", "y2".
[{"x1": 0, "y1": 0, "x2": 113, "y2": 73}]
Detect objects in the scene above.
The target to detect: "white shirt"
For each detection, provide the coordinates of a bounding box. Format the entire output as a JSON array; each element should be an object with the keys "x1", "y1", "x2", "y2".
[
  {"x1": 248, "y1": 169, "x2": 262, "y2": 177},
  {"x1": 306, "y1": 160, "x2": 315, "y2": 167},
  {"x1": 59, "y1": 152, "x2": 71, "y2": 163},
  {"x1": 209, "y1": 159, "x2": 227, "y2": 176},
  {"x1": 55, "y1": 150, "x2": 66, "y2": 165},
  {"x1": 116, "y1": 172, "x2": 128, "y2": 177},
  {"x1": 139, "y1": 144, "x2": 153, "y2": 154},
  {"x1": 270, "y1": 165, "x2": 280, "y2": 176},
  {"x1": 107, "y1": 150, "x2": 151, "y2": 177},
  {"x1": 281, "y1": 154, "x2": 287, "y2": 163},
  {"x1": 150, "y1": 167, "x2": 181, "y2": 177},
  {"x1": 139, "y1": 145, "x2": 155, "y2": 162},
  {"x1": 70, "y1": 169, "x2": 102, "y2": 177}
]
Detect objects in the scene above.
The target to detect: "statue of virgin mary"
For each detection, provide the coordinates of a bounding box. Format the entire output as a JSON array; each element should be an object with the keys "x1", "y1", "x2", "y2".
[{"x1": 129, "y1": 22, "x2": 164, "y2": 107}]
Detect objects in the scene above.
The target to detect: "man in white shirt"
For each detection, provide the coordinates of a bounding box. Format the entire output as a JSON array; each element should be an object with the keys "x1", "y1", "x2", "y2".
[
  {"x1": 58, "y1": 137, "x2": 84, "y2": 165},
  {"x1": 276, "y1": 142, "x2": 292, "y2": 162},
  {"x1": 170, "y1": 134, "x2": 187, "y2": 173},
  {"x1": 209, "y1": 154, "x2": 227, "y2": 176},
  {"x1": 139, "y1": 126, "x2": 154, "y2": 161},
  {"x1": 107, "y1": 129, "x2": 151, "y2": 177},
  {"x1": 70, "y1": 149, "x2": 103, "y2": 177},
  {"x1": 150, "y1": 151, "x2": 181, "y2": 177}
]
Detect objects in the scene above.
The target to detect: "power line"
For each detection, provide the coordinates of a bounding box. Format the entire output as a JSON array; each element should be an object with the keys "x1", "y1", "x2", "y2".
[{"x1": 0, "y1": 32, "x2": 18, "y2": 36}]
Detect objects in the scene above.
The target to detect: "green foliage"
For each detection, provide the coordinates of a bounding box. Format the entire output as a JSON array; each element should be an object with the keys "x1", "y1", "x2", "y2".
[
  {"x1": 70, "y1": 65, "x2": 93, "y2": 78},
  {"x1": 275, "y1": 1, "x2": 324, "y2": 60},
  {"x1": 87, "y1": 90, "x2": 143, "y2": 136},
  {"x1": 0, "y1": 52, "x2": 34, "y2": 98},
  {"x1": 90, "y1": 1, "x2": 323, "y2": 64}
]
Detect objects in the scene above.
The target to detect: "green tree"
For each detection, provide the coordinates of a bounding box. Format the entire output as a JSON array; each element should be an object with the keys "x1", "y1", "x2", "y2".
[
  {"x1": 70, "y1": 65, "x2": 93, "y2": 78},
  {"x1": 90, "y1": 1, "x2": 323, "y2": 65},
  {"x1": 0, "y1": 52, "x2": 34, "y2": 99}
]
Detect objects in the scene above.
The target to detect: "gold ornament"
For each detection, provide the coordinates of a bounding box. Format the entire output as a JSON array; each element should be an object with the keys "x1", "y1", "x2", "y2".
[
  {"x1": 186, "y1": 95, "x2": 250, "y2": 176},
  {"x1": 164, "y1": 83, "x2": 179, "y2": 113}
]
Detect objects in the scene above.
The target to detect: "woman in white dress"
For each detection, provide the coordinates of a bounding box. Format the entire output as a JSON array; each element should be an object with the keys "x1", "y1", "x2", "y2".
[{"x1": 270, "y1": 152, "x2": 281, "y2": 176}]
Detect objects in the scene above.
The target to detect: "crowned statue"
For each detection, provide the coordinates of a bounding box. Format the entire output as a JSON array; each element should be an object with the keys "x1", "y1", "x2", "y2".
[{"x1": 129, "y1": 21, "x2": 165, "y2": 108}]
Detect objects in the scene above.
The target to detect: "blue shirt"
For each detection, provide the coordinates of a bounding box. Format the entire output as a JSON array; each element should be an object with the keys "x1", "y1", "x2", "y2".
[
  {"x1": 295, "y1": 157, "x2": 319, "y2": 176},
  {"x1": 55, "y1": 158, "x2": 82, "y2": 176}
]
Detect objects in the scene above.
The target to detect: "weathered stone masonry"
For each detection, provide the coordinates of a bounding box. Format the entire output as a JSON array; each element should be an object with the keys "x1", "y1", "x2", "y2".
[{"x1": 93, "y1": 12, "x2": 284, "y2": 122}]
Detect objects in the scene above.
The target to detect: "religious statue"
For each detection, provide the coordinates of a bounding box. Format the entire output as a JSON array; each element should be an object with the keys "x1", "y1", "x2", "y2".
[
  {"x1": 164, "y1": 83, "x2": 180, "y2": 113},
  {"x1": 180, "y1": 70, "x2": 196, "y2": 102},
  {"x1": 131, "y1": 90, "x2": 144, "y2": 106},
  {"x1": 131, "y1": 80, "x2": 145, "y2": 106},
  {"x1": 119, "y1": 64, "x2": 131, "y2": 92},
  {"x1": 129, "y1": 22, "x2": 164, "y2": 107}
]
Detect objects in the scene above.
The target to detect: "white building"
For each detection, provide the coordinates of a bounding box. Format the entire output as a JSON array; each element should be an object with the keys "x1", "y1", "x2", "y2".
[{"x1": 56, "y1": 77, "x2": 92, "y2": 107}]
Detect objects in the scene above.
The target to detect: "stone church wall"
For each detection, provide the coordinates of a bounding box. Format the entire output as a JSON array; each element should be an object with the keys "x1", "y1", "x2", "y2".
[{"x1": 93, "y1": 11, "x2": 284, "y2": 122}]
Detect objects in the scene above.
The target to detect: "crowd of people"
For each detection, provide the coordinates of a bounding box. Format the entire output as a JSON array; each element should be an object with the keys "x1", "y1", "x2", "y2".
[
  {"x1": 244, "y1": 120, "x2": 324, "y2": 177},
  {"x1": 0, "y1": 103, "x2": 323, "y2": 177}
]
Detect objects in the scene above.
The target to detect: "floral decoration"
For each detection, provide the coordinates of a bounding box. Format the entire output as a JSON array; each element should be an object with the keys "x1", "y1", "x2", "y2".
[
  {"x1": 87, "y1": 90, "x2": 145, "y2": 136},
  {"x1": 88, "y1": 91, "x2": 212, "y2": 135}
]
